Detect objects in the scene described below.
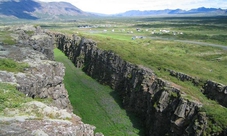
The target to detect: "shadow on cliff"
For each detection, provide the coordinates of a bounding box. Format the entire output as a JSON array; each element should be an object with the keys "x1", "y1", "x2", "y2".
[
  {"x1": 109, "y1": 91, "x2": 145, "y2": 135},
  {"x1": 0, "y1": 0, "x2": 41, "y2": 20}
]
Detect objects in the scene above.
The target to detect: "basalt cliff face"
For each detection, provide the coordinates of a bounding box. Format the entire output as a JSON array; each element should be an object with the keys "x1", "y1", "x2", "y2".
[
  {"x1": 165, "y1": 69, "x2": 227, "y2": 108},
  {"x1": 55, "y1": 34, "x2": 226, "y2": 135},
  {"x1": 202, "y1": 80, "x2": 227, "y2": 107},
  {"x1": 0, "y1": 26, "x2": 102, "y2": 136}
]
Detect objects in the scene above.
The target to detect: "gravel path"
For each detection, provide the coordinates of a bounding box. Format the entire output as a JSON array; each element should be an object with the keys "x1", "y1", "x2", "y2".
[{"x1": 150, "y1": 37, "x2": 227, "y2": 50}]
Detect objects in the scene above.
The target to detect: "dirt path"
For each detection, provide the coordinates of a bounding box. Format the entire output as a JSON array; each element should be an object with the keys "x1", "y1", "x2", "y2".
[{"x1": 150, "y1": 37, "x2": 227, "y2": 50}]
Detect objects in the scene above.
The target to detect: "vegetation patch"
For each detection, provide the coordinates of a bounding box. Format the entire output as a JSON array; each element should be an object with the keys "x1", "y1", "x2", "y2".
[
  {"x1": 0, "y1": 58, "x2": 29, "y2": 72},
  {"x1": 24, "y1": 30, "x2": 34, "y2": 36},
  {"x1": 0, "y1": 31, "x2": 16, "y2": 45},
  {"x1": 0, "y1": 82, "x2": 32, "y2": 112}
]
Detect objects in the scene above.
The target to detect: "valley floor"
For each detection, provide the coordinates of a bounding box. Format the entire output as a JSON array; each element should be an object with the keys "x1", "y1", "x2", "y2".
[{"x1": 54, "y1": 48, "x2": 144, "y2": 135}]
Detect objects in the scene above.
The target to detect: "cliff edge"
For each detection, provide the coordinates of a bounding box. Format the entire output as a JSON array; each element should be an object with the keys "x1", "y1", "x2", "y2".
[
  {"x1": 0, "y1": 25, "x2": 102, "y2": 136},
  {"x1": 55, "y1": 33, "x2": 227, "y2": 136}
]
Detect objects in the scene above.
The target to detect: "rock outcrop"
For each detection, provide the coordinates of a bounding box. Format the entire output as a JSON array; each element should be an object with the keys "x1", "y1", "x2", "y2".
[
  {"x1": 165, "y1": 69, "x2": 203, "y2": 86},
  {"x1": 202, "y1": 80, "x2": 227, "y2": 107},
  {"x1": 0, "y1": 46, "x2": 71, "y2": 110},
  {"x1": 9, "y1": 25, "x2": 54, "y2": 60},
  {"x1": 0, "y1": 101, "x2": 97, "y2": 136},
  {"x1": 0, "y1": 26, "x2": 102, "y2": 136},
  {"x1": 165, "y1": 69, "x2": 227, "y2": 108},
  {"x1": 55, "y1": 34, "x2": 216, "y2": 135}
]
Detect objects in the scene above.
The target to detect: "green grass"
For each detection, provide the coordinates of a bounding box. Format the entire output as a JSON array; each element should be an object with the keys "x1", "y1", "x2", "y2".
[
  {"x1": 0, "y1": 82, "x2": 32, "y2": 112},
  {"x1": 24, "y1": 30, "x2": 34, "y2": 36},
  {"x1": 0, "y1": 30, "x2": 16, "y2": 45},
  {"x1": 0, "y1": 58, "x2": 29, "y2": 72},
  {"x1": 54, "y1": 48, "x2": 144, "y2": 135}
]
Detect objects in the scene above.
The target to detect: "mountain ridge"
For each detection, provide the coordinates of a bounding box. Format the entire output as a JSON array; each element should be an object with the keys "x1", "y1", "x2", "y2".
[
  {"x1": 115, "y1": 7, "x2": 227, "y2": 16},
  {"x1": 0, "y1": 0, "x2": 90, "y2": 20},
  {"x1": 0, "y1": 0, "x2": 226, "y2": 20}
]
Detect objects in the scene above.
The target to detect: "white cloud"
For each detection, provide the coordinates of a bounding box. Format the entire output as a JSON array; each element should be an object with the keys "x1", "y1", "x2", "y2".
[{"x1": 38, "y1": 0, "x2": 227, "y2": 14}]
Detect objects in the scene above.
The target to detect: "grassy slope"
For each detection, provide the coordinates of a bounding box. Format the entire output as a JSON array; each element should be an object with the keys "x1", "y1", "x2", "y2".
[
  {"x1": 0, "y1": 58, "x2": 29, "y2": 72},
  {"x1": 0, "y1": 83, "x2": 32, "y2": 112},
  {"x1": 82, "y1": 33, "x2": 227, "y2": 84},
  {"x1": 0, "y1": 30, "x2": 16, "y2": 45},
  {"x1": 54, "y1": 48, "x2": 144, "y2": 136}
]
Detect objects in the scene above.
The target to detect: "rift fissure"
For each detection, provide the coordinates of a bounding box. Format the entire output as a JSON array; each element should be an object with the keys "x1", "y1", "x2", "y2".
[{"x1": 55, "y1": 33, "x2": 222, "y2": 135}]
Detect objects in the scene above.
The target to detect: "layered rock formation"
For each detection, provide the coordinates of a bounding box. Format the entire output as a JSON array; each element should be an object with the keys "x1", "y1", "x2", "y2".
[
  {"x1": 202, "y1": 80, "x2": 227, "y2": 107},
  {"x1": 0, "y1": 44, "x2": 71, "y2": 110},
  {"x1": 55, "y1": 34, "x2": 219, "y2": 135},
  {"x1": 0, "y1": 26, "x2": 101, "y2": 136},
  {"x1": 9, "y1": 25, "x2": 55, "y2": 60},
  {"x1": 165, "y1": 69, "x2": 227, "y2": 108},
  {"x1": 165, "y1": 69, "x2": 203, "y2": 86}
]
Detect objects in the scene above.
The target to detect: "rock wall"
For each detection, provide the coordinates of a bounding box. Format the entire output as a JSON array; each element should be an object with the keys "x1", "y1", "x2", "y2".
[
  {"x1": 202, "y1": 80, "x2": 227, "y2": 107},
  {"x1": 55, "y1": 34, "x2": 212, "y2": 136},
  {"x1": 0, "y1": 26, "x2": 102, "y2": 136},
  {"x1": 164, "y1": 69, "x2": 203, "y2": 86},
  {"x1": 0, "y1": 46, "x2": 71, "y2": 110},
  {"x1": 164, "y1": 69, "x2": 227, "y2": 108},
  {"x1": 9, "y1": 25, "x2": 54, "y2": 60}
]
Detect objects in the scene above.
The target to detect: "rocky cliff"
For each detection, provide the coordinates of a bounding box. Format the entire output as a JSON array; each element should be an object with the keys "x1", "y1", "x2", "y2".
[
  {"x1": 0, "y1": 26, "x2": 102, "y2": 136},
  {"x1": 202, "y1": 80, "x2": 227, "y2": 107},
  {"x1": 55, "y1": 34, "x2": 225, "y2": 135},
  {"x1": 165, "y1": 69, "x2": 227, "y2": 108}
]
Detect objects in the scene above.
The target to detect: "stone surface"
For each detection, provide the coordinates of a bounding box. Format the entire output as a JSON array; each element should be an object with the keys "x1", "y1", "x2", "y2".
[
  {"x1": 202, "y1": 80, "x2": 227, "y2": 107},
  {"x1": 0, "y1": 45, "x2": 71, "y2": 110},
  {"x1": 9, "y1": 25, "x2": 54, "y2": 60},
  {"x1": 0, "y1": 25, "x2": 102, "y2": 136},
  {"x1": 0, "y1": 101, "x2": 97, "y2": 136}
]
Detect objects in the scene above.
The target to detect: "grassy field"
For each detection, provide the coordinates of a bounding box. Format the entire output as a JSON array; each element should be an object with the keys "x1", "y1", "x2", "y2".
[
  {"x1": 54, "y1": 48, "x2": 144, "y2": 135},
  {"x1": 45, "y1": 17, "x2": 227, "y2": 86},
  {"x1": 49, "y1": 16, "x2": 227, "y2": 133}
]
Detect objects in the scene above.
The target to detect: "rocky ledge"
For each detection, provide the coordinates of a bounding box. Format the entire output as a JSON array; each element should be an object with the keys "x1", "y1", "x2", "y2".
[{"x1": 0, "y1": 25, "x2": 102, "y2": 136}]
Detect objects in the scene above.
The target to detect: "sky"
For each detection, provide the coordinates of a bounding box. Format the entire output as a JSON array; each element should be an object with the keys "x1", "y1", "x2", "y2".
[{"x1": 39, "y1": 0, "x2": 227, "y2": 14}]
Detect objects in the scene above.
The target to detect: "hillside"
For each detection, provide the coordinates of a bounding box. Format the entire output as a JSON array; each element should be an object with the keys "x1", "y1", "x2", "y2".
[{"x1": 0, "y1": 0, "x2": 90, "y2": 20}]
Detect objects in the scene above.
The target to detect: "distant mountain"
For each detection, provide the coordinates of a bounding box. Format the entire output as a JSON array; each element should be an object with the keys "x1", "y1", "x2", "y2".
[
  {"x1": 187, "y1": 7, "x2": 220, "y2": 13},
  {"x1": 0, "y1": 0, "x2": 91, "y2": 20},
  {"x1": 0, "y1": 1, "x2": 226, "y2": 20},
  {"x1": 116, "y1": 7, "x2": 227, "y2": 16}
]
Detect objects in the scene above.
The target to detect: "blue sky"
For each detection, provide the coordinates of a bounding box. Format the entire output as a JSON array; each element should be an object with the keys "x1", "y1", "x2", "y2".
[{"x1": 39, "y1": 0, "x2": 227, "y2": 14}]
